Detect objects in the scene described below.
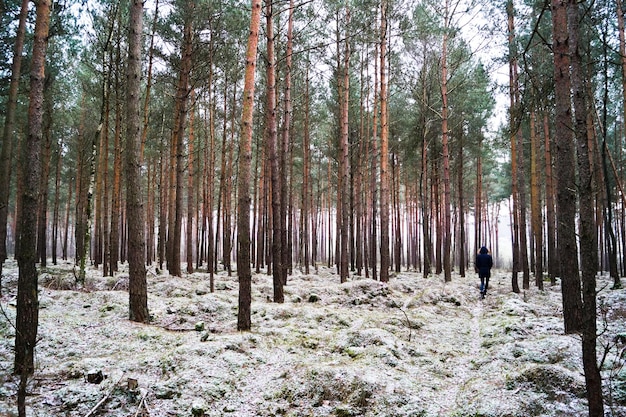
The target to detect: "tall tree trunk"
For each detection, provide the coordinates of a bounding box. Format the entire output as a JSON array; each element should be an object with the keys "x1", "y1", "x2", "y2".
[
  {"x1": 101, "y1": 74, "x2": 112, "y2": 276},
  {"x1": 474, "y1": 133, "x2": 483, "y2": 258},
  {"x1": 224, "y1": 88, "x2": 236, "y2": 275},
  {"x1": 78, "y1": 4, "x2": 116, "y2": 283},
  {"x1": 158, "y1": 119, "x2": 167, "y2": 271},
  {"x1": 187, "y1": 92, "x2": 196, "y2": 274},
  {"x1": 52, "y1": 143, "x2": 61, "y2": 265},
  {"x1": 62, "y1": 173, "x2": 72, "y2": 261},
  {"x1": 362, "y1": 54, "x2": 371, "y2": 278},
  {"x1": 421, "y1": 143, "x2": 431, "y2": 278},
  {"x1": 74, "y1": 102, "x2": 90, "y2": 283},
  {"x1": 265, "y1": 0, "x2": 283, "y2": 300},
  {"x1": 338, "y1": 7, "x2": 351, "y2": 283},
  {"x1": 507, "y1": 0, "x2": 520, "y2": 293},
  {"x1": 146, "y1": 158, "x2": 155, "y2": 265},
  {"x1": 215, "y1": 84, "x2": 227, "y2": 273},
  {"x1": 255, "y1": 126, "x2": 266, "y2": 273},
  {"x1": 280, "y1": 0, "x2": 295, "y2": 284},
  {"x1": 370, "y1": 40, "x2": 379, "y2": 281},
  {"x1": 599, "y1": 16, "x2": 621, "y2": 288},
  {"x1": 15, "y1": 2, "x2": 51, "y2": 415},
  {"x1": 355, "y1": 52, "x2": 367, "y2": 276},
  {"x1": 440, "y1": 0, "x2": 452, "y2": 283},
  {"x1": 458, "y1": 131, "x2": 465, "y2": 277},
  {"x1": 568, "y1": 1, "x2": 603, "y2": 413},
  {"x1": 251, "y1": 120, "x2": 261, "y2": 271},
  {"x1": 434, "y1": 154, "x2": 442, "y2": 274},
  {"x1": 393, "y1": 154, "x2": 402, "y2": 272},
  {"x1": 517, "y1": 124, "x2": 530, "y2": 290},
  {"x1": 552, "y1": 0, "x2": 582, "y2": 333},
  {"x1": 421, "y1": 66, "x2": 431, "y2": 278},
  {"x1": 94, "y1": 85, "x2": 107, "y2": 272},
  {"x1": 168, "y1": 4, "x2": 194, "y2": 277},
  {"x1": 37, "y1": 79, "x2": 53, "y2": 267},
  {"x1": 96, "y1": 54, "x2": 113, "y2": 275},
  {"x1": 206, "y1": 89, "x2": 216, "y2": 288},
  {"x1": 237, "y1": 0, "x2": 262, "y2": 331},
  {"x1": 619, "y1": 0, "x2": 626, "y2": 279},
  {"x1": 601, "y1": 134, "x2": 620, "y2": 288},
  {"x1": 302, "y1": 62, "x2": 311, "y2": 275},
  {"x1": 379, "y1": 0, "x2": 390, "y2": 282},
  {"x1": 542, "y1": 110, "x2": 558, "y2": 284},
  {"x1": 140, "y1": 0, "x2": 159, "y2": 162},
  {"x1": 530, "y1": 111, "x2": 543, "y2": 289},
  {"x1": 0, "y1": 0, "x2": 29, "y2": 283},
  {"x1": 110, "y1": 37, "x2": 123, "y2": 275},
  {"x1": 126, "y1": 0, "x2": 149, "y2": 323}
]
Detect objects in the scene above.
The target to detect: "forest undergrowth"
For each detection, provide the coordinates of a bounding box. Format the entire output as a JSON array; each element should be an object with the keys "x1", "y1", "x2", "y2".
[{"x1": 0, "y1": 259, "x2": 626, "y2": 416}]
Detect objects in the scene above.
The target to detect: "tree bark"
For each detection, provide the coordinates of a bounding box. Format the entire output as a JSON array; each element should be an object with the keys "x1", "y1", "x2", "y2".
[
  {"x1": 517, "y1": 124, "x2": 530, "y2": 290},
  {"x1": 126, "y1": 0, "x2": 149, "y2": 323},
  {"x1": 62, "y1": 173, "x2": 72, "y2": 261},
  {"x1": 379, "y1": 0, "x2": 390, "y2": 282},
  {"x1": 458, "y1": 131, "x2": 465, "y2": 277},
  {"x1": 15, "y1": 2, "x2": 51, "y2": 415},
  {"x1": 370, "y1": 39, "x2": 379, "y2": 281},
  {"x1": 265, "y1": 0, "x2": 283, "y2": 300},
  {"x1": 552, "y1": 0, "x2": 582, "y2": 333},
  {"x1": 530, "y1": 111, "x2": 543, "y2": 289},
  {"x1": 110, "y1": 39, "x2": 123, "y2": 275},
  {"x1": 224, "y1": 87, "x2": 236, "y2": 275},
  {"x1": 568, "y1": 1, "x2": 603, "y2": 413},
  {"x1": 237, "y1": 0, "x2": 262, "y2": 331},
  {"x1": 280, "y1": 0, "x2": 295, "y2": 284},
  {"x1": 542, "y1": 111, "x2": 558, "y2": 284},
  {"x1": 507, "y1": 0, "x2": 520, "y2": 293},
  {"x1": 140, "y1": 0, "x2": 159, "y2": 162},
  {"x1": 186, "y1": 91, "x2": 196, "y2": 274},
  {"x1": 302, "y1": 62, "x2": 311, "y2": 275},
  {"x1": 37, "y1": 79, "x2": 53, "y2": 267},
  {"x1": 168, "y1": 3, "x2": 194, "y2": 277},
  {"x1": 51, "y1": 143, "x2": 61, "y2": 265},
  {"x1": 339, "y1": 7, "x2": 351, "y2": 283},
  {"x1": 475, "y1": 134, "x2": 483, "y2": 260},
  {"x1": 440, "y1": 0, "x2": 452, "y2": 283}
]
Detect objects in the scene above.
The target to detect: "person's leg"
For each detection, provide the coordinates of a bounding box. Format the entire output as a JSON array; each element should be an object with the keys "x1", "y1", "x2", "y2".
[{"x1": 480, "y1": 276, "x2": 485, "y2": 295}]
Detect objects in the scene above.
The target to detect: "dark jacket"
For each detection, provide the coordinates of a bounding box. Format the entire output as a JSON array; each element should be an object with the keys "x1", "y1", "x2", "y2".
[{"x1": 475, "y1": 246, "x2": 493, "y2": 278}]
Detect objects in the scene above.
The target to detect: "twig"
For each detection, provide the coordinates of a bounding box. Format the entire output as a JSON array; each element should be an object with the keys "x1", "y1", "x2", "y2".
[
  {"x1": 397, "y1": 306, "x2": 412, "y2": 342},
  {"x1": 134, "y1": 390, "x2": 149, "y2": 417},
  {"x1": 390, "y1": 301, "x2": 413, "y2": 342},
  {"x1": 84, "y1": 374, "x2": 124, "y2": 417},
  {"x1": 111, "y1": 279, "x2": 126, "y2": 291}
]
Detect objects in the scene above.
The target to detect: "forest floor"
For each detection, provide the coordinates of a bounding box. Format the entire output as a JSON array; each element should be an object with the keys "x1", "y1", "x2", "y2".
[{"x1": 1, "y1": 259, "x2": 626, "y2": 417}]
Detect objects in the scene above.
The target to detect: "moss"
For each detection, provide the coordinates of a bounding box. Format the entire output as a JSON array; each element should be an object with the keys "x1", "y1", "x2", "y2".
[
  {"x1": 513, "y1": 364, "x2": 585, "y2": 400},
  {"x1": 345, "y1": 346, "x2": 364, "y2": 358},
  {"x1": 334, "y1": 405, "x2": 355, "y2": 416}
]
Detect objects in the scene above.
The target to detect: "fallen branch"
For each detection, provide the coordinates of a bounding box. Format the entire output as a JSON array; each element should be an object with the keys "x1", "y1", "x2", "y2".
[
  {"x1": 84, "y1": 374, "x2": 124, "y2": 417},
  {"x1": 134, "y1": 390, "x2": 149, "y2": 417},
  {"x1": 111, "y1": 279, "x2": 127, "y2": 291},
  {"x1": 396, "y1": 306, "x2": 413, "y2": 342},
  {"x1": 389, "y1": 300, "x2": 413, "y2": 342}
]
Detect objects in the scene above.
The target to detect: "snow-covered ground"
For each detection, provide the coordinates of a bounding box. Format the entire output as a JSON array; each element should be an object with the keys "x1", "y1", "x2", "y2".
[{"x1": 1, "y1": 259, "x2": 625, "y2": 416}]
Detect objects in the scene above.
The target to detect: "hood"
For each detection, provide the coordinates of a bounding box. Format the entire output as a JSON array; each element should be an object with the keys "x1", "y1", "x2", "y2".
[{"x1": 479, "y1": 246, "x2": 489, "y2": 254}]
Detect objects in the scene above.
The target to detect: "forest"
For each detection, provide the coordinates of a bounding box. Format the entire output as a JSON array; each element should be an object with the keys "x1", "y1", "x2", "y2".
[{"x1": 1, "y1": 0, "x2": 626, "y2": 415}]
